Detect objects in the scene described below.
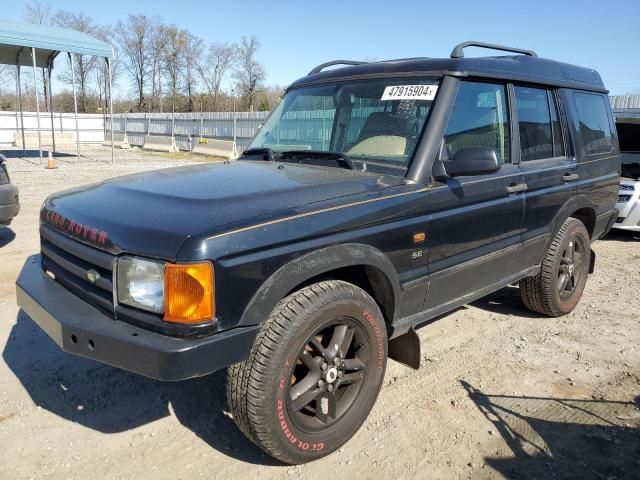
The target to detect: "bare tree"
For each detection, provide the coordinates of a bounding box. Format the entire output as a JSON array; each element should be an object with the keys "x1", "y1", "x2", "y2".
[
  {"x1": 182, "y1": 32, "x2": 203, "y2": 112},
  {"x1": 162, "y1": 26, "x2": 186, "y2": 113},
  {"x1": 197, "y1": 42, "x2": 235, "y2": 110},
  {"x1": 115, "y1": 14, "x2": 152, "y2": 112},
  {"x1": 0, "y1": 65, "x2": 12, "y2": 92},
  {"x1": 7, "y1": 9, "x2": 282, "y2": 114},
  {"x1": 233, "y1": 36, "x2": 265, "y2": 111},
  {"x1": 149, "y1": 20, "x2": 168, "y2": 112},
  {"x1": 94, "y1": 26, "x2": 122, "y2": 120},
  {"x1": 23, "y1": 0, "x2": 52, "y2": 111},
  {"x1": 24, "y1": 0, "x2": 51, "y2": 23},
  {"x1": 52, "y1": 11, "x2": 99, "y2": 112}
]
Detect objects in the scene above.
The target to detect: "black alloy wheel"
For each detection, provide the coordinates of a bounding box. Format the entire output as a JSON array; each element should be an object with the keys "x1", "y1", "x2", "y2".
[
  {"x1": 520, "y1": 217, "x2": 591, "y2": 317},
  {"x1": 226, "y1": 280, "x2": 388, "y2": 464},
  {"x1": 287, "y1": 319, "x2": 369, "y2": 431},
  {"x1": 557, "y1": 234, "x2": 588, "y2": 300}
]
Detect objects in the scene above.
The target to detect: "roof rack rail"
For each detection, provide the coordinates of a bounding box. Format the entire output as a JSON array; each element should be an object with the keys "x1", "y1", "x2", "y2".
[
  {"x1": 308, "y1": 60, "x2": 368, "y2": 75},
  {"x1": 450, "y1": 41, "x2": 538, "y2": 59}
]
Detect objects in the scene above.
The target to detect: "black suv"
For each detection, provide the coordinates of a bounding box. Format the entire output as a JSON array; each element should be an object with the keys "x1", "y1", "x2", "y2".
[{"x1": 16, "y1": 42, "x2": 619, "y2": 464}]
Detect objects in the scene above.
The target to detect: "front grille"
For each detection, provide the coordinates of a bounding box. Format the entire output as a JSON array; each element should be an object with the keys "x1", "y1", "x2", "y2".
[
  {"x1": 618, "y1": 194, "x2": 632, "y2": 203},
  {"x1": 40, "y1": 224, "x2": 115, "y2": 316},
  {"x1": 619, "y1": 184, "x2": 635, "y2": 192}
]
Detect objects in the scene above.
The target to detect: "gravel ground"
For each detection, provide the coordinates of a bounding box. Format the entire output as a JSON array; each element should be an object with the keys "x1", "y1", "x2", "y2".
[{"x1": 0, "y1": 147, "x2": 639, "y2": 480}]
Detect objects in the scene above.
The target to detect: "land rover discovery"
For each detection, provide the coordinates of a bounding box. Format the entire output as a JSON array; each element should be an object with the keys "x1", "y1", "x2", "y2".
[{"x1": 16, "y1": 41, "x2": 619, "y2": 464}]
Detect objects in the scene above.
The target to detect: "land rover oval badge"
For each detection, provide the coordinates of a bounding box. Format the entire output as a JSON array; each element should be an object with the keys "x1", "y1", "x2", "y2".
[{"x1": 86, "y1": 269, "x2": 100, "y2": 284}]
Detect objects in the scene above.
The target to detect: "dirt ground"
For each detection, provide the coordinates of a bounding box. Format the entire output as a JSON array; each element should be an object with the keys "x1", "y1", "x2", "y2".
[{"x1": 0, "y1": 147, "x2": 638, "y2": 480}]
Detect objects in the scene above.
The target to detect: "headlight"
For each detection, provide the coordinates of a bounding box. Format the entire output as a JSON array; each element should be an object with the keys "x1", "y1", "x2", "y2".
[
  {"x1": 117, "y1": 256, "x2": 165, "y2": 313},
  {"x1": 116, "y1": 256, "x2": 215, "y2": 323}
]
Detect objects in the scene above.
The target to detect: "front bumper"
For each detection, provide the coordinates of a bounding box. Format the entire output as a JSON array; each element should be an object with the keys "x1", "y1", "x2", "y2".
[
  {"x1": 0, "y1": 183, "x2": 20, "y2": 225},
  {"x1": 16, "y1": 255, "x2": 259, "y2": 381}
]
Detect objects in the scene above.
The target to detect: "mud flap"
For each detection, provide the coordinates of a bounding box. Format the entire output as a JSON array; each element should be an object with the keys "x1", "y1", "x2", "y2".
[{"x1": 388, "y1": 327, "x2": 420, "y2": 370}]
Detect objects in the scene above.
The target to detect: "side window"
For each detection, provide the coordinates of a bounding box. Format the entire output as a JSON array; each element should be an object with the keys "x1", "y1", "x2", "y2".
[
  {"x1": 514, "y1": 86, "x2": 565, "y2": 161},
  {"x1": 573, "y1": 92, "x2": 614, "y2": 155},
  {"x1": 444, "y1": 81, "x2": 511, "y2": 164}
]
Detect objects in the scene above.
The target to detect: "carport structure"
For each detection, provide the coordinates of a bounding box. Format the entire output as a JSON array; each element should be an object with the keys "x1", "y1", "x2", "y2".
[{"x1": 0, "y1": 21, "x2": 114, "y2": 163}]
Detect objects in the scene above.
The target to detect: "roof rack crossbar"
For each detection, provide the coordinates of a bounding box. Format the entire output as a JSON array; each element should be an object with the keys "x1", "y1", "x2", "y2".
[
  {"x1": 308, "y1": 60, "x2": 368, "y2": 75},
  {"x1": 450, "y1": 41, "x2": 538, "y2": 59}
]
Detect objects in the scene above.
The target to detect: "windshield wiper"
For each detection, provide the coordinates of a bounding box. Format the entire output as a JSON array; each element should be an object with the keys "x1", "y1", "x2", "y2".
[
  {"x1": 241, "y1": 147, "x2": 275, "y2": 161},
  {"x1": 280, "y1": 150, "x2": 356, "y2": 170}
]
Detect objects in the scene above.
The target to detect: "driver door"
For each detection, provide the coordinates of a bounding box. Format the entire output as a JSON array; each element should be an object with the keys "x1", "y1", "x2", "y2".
[{"x1": 422, "y1": 80, "x2": 525, "y2": 313}]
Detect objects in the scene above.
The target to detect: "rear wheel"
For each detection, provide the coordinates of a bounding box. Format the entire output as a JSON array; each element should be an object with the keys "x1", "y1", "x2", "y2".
[
  {"x1": 226, "y1": 280, "x2": 387, "y2": 464},
  {"x1": 520, "y1": 217, "x2": 590, "y2": 317}
]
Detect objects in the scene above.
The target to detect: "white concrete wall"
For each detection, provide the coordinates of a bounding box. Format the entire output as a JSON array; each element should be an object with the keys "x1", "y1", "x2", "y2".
[{"x1": 0, "y1": 111, "x2": 106, "y2": 145}]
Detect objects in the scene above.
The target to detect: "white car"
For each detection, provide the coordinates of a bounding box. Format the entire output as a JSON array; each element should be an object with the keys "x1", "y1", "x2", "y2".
[{"x1": 614, "y1": 178, "x2": 640, "y2": 232}]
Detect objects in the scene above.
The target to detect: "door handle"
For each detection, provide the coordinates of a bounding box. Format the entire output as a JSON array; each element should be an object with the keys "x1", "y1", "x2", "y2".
[
  {"x1": 506, "y1": 183, "x2": 528, "y2": 194},
  {"x1": 562, "y1": 173, "x2": 580, "y2": 182}
]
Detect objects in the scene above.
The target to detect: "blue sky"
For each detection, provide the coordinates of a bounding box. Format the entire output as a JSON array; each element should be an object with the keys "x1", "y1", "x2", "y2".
[{"x1": 3, "y1": 0, "x2": 640, "y2": 95}]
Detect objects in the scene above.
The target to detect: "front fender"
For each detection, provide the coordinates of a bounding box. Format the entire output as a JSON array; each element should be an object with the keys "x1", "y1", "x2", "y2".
[{"x1": 237, "y1": 243, "x2": 401, "y2": 328}]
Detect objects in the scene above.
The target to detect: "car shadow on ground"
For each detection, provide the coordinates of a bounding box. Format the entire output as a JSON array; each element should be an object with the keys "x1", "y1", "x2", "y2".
[
  {"x1": 0, "y1": 228, "x2": 15, "y2": 248},
  {"x1": 602, "y1": 229, "x2": 640, "y2": 242},
  {"x1": 2, "y1": 311, "x2": 280, "y2": 466},
  {"x1": 462, "y1": 380, "x2": 640, "y2": 479},
  {"x1": 470, "y1": 285, "x2": 541, "y2": 318}
]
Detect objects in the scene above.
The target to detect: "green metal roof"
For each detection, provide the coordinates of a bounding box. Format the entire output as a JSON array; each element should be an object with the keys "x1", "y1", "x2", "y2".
[{"x1": 0, "y1": 20, "x2": 113, "y2": 68}]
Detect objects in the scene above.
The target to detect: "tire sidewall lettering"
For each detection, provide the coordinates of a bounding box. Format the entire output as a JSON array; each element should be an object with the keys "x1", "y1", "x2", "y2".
[
  {"x1": 275, "y1": 362, "x2": 325, "y2": 452},
  {"x1": 267, "y1": 286, "x2": 386, "y2": 459},
  {"x1": 362, "y1": 309, "x2": 384, "y2": 369}
]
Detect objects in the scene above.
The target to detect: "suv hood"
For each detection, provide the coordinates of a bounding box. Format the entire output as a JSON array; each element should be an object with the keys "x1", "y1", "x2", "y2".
[{"x1": 42, "y1": 161, "x2": 395, "y2": 259}]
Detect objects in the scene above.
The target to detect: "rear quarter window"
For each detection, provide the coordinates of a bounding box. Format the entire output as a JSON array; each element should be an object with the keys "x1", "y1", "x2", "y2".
[{"x1": 572, "y1": 92, "x2": 614, "y2": 156}]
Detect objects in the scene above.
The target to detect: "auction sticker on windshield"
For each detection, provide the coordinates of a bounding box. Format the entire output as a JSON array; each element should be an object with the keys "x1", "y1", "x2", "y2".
[{"x1": 381, "y1": 85, "x2": 438, "y2": 101}]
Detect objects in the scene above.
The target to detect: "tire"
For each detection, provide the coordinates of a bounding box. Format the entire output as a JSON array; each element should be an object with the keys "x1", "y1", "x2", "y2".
[
  {"x1": 520, "y1": 217, "x2": 591, "y2": 317},
  {"x1": 226, "y1": 280, "x2": 387, "y2": 464}
]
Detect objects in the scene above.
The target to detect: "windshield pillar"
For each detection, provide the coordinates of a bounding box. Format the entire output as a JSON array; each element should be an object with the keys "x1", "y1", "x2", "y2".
[{"x1": 407, "y1": 75, "x2": 460, "y2": 184}]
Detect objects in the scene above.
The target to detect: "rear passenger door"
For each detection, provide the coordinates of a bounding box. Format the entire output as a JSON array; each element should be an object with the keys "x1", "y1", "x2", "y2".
[
  {"x1": 512, "y1": 85, "x2": 576, "y2": 269},
  {"x1": 423, "y1": 80, "x2": 525, "y2": 313}
]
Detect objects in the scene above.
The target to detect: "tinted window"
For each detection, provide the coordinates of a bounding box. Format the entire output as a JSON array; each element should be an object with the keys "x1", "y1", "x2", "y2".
[
  {"x1": 617, "y1": 122, "x2": 640, "y2": 152},
  {"x1": 514, "y1": 86, "x2": 565, "y2": 161},
  {"x1": 444, "y1": 81, "x2": 510, "y2": 164},
  {"x1": 515, "y1": 86, "x2": 553, "y2": 161},
  {"x1": 249, "y1": 78, "x2": 439, "y2": 176},
  {"x1": 573, "y1": 93, "x2": 614, "y2": 155}
]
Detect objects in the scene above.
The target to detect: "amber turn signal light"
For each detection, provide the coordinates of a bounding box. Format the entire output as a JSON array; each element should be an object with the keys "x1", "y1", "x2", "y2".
[{"x1": 164, "y1": 262, "x2": 214, "y2": 323}]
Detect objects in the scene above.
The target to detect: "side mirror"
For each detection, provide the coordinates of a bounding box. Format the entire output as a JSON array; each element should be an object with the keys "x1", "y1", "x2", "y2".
[{"x1": 444, "y1": 147, "x2": 501, "y2": 177}]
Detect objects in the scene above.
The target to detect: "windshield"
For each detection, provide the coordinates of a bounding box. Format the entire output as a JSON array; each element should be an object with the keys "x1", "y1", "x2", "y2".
[{"x1": 247, "y1": 77, "x2": 441, "y2": 176}]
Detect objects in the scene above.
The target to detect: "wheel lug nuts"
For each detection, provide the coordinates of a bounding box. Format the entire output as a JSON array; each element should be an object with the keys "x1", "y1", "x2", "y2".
[
  {"x1": 333, "y1": 357, "x2": 340, "y2": 365},
  {"x1": 327, "y1": 385, "x2": 334, "y2": 392},
  {"x1": 317, "y1": 380, "x2": 324, "y2": 388},
  {"x1": 321, "y1": 363, "x2": 328, "y2": 371}
]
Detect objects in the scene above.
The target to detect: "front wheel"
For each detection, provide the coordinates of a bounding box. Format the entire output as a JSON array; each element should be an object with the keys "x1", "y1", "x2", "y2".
[{"x1": 226, "y1": 280, "x2": 387, "y2": 464}]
